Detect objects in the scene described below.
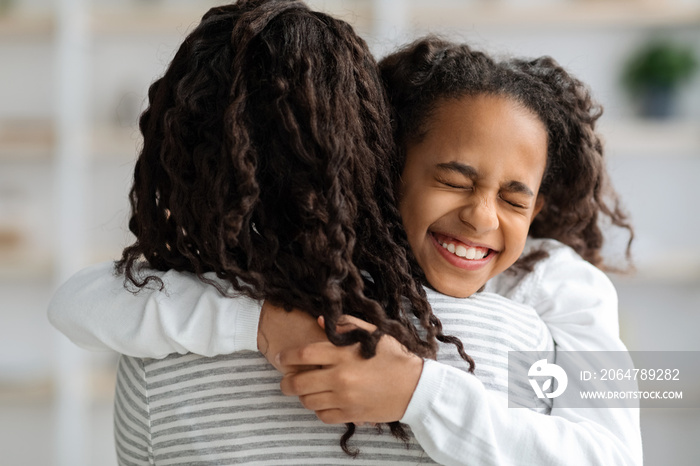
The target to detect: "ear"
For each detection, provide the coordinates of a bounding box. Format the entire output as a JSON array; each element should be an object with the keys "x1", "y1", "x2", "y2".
[{"x1": 531, "y1": 194, "x2": 545, "y2": 222}]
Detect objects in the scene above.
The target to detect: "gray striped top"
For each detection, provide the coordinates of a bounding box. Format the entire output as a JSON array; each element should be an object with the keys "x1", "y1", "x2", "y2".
[{"x1": 114, "y1": 290, "x2": 553, "y2": 465}]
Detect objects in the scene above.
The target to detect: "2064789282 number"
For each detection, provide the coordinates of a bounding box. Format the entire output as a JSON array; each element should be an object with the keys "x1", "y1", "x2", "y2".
[{"x1": 599, "y1": 368, "x2": 680, "y2": 381}]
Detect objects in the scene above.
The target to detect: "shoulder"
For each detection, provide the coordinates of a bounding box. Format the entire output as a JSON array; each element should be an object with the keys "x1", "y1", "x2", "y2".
[
  {"x1": 426, "y1": 287, "x2": 539, "y2": 321},
  {"x1": 426, "y1": 288, "x2": 550, "y2": 347},
  {"x1": 488, "y1": 237, "x2": 616, "y2": 309},
  {"x1": 527, "y1": 238, "x2": 617, "y2": 312},
  {"x1": 486, "y1": 237, "x2": 622, "y2": 350}
]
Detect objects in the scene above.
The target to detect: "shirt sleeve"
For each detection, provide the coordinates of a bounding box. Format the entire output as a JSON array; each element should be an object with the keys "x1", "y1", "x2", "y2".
[
  {"x1": 47, "y1": 262, "x2": 262, "y2": 358},
  {"x1": 401, "y1": 360, "x2": 642, "y2": 466}
]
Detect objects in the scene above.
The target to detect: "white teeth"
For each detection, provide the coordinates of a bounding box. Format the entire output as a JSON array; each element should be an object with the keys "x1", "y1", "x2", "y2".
[{"x1": 440, "y1": 241, "x2": 488, "y2": 260}]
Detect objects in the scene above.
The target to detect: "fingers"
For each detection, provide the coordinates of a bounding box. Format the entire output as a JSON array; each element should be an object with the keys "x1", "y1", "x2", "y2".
[
  {"x1": 336, "y1": 315, "x2": 377, "y2": 333},
  {"x1": 298, "y1": 392, "x2": 361, "y2": 425},
  {"x1": 281, "y1": 371, "x2": 356, "y2": 424},
  {"x1": 280, "y1": 368, "x2": 331, "y2": 396},
  {"x1": 281, "y1": 364, "x2": 361, "y2": 397},
  {"x1": 276, "y1": 341, "x2": 335, "y2": 369},
  {"x1": 315, "y1": 315, "x2": 374, "y2": 333},
  {"x1": 315, "y1": 408, "x2": 353, "y2": 425},
  {"x1": 297, "y1": 391, "x2": 336, "y2": 412}
]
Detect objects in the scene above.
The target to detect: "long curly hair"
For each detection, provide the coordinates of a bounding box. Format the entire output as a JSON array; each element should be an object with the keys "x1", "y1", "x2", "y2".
[
  {"x1": 116, "y1": 1, "x2": 472, "y2": 455},
  {"x1": 380, "y1": 36, "x2": 634, "y2": 272}
]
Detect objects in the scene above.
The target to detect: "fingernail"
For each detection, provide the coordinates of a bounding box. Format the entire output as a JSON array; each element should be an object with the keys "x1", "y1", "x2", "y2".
[{"x1": 274, "y1": 353, "x2": 281, "y2": 366}]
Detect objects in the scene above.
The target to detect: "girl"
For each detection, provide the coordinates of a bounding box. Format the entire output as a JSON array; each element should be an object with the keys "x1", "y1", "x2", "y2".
[
  {"x1": 49, "y1": 30, "x2": 641, "y2": 466},
  {"x1": 275, "y1": 37, "x2": 641, "y2": 464}
]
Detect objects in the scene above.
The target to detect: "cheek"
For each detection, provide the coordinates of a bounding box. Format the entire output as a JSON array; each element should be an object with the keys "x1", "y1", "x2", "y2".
[
  {"x1": 503, "y1": 216, "x2": 532, "y2": 250},
  {"x1": 398, "y1": 191, "x2": 422, "y2": 240}
]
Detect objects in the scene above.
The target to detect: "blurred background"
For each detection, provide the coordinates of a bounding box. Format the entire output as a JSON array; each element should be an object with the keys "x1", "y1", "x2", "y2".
[{"x1": 1, "y1": 0, "x2": 698, "y2": 464}]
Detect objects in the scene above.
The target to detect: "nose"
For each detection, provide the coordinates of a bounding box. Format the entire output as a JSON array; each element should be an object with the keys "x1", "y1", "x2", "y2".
[{"x1": 459, "y1": 196, "x2": 499, "y2": 233}]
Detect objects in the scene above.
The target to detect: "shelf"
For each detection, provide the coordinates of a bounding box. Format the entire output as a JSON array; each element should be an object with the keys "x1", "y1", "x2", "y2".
[
  {"x1": 0, "y1": 120, "x2": 53, "y2": 160},
  {"x1": 407, "y1": 1, "x2": 700, "y2": 29},
  {"x1": 3, "y1": 119, "x2": 697, "y2": 162},
  {"x1": 87, "y1": 2, "x2": 700, "y2": 33},
  {"x1": 1, "y1": 1, "x2": 699, "y2": 39},
  {"x1": 0, "y1": 12, "x2": 53, "y2": 39},
  {"x1": 91, "y1": 125, "x2": 142, "y2": 161},
  {"x1": 0, "y1": 248, "x2": 53, "y2": 280},
  {"x1": 0, "y1": 121, "x2": 141, "y2": 161},
  {"x1": 0, "y1": 7, "x2": 205, "y2": 38},
  {"x1": 601, "y1": 119, "x2": 700, "y2": 158},
  {"x1": 90, "y1": 6, "x2": 204, "y2": 36},
  {"x1": 0, "y1": 359, "x2": 117, "y2": 402},
  {"x1": 0, "y1": 247, "x2": 123, "y2": 280},
  {"x1": 619, "y1": 254, "x2": 700, "y2": 284}
]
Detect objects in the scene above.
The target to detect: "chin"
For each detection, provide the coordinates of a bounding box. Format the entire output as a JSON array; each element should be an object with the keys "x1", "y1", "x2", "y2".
[{"x1": 431, "y1": 280, "x2": 479, "y2": 299}]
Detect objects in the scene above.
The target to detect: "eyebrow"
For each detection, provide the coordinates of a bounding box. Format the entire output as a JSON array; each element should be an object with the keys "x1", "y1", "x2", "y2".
[
  {"x1": 436, "y1": 161, "x2": 479, "y2": 179},
  {"x1": 502, "y1": 180, "x2": 535, "y2": 197},
  {"x1": 436, "y1": 161, "x2": 535, "y2": 197}
]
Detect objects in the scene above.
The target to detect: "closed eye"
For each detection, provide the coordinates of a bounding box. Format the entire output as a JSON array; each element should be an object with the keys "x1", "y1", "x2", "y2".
[
  {"x1": 442, "y1": 181, "x2": 472, "y2": 190},
  {"x1": 500, "y1": 194, "x2": 526, "y2": 209},
  {"x1": 436, "y1": 176, "x2": 473, "y2": 190}
]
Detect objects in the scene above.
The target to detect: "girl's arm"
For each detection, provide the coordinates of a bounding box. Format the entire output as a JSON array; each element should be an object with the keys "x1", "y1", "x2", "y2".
[
  {"x1": 278, "y1": 241, "x2": 644, "y2": 465},
  {"x1": 279, "y1": 327, "x2": 641, "y2": 466},
  {"x1": 47, "y1": 262, "x2": 262, "y2": 358},
  {"x1": 402, "y1": 359, "x2": 641, "y2": 466}
]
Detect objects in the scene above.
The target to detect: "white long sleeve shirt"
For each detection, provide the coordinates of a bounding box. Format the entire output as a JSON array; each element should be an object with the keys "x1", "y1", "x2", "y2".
[{"x1": 48, "y1": 237, "x2": 643, "y2": 465}]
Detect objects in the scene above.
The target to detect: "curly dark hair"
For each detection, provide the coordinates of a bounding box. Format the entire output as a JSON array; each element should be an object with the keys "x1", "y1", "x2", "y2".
[
  {"x1": 116, "y1": 1, "x2": 472, "y2": 455},
  {"x1": 379, "y1": 36, "x2": 634, "y2": 272}
]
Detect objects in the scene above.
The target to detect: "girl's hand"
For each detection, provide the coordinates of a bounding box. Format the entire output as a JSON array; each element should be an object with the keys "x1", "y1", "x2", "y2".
[
  {"x1": 256, "y1": 301, "x2": 328, "y2": 373},
  {"x1": 276, "y1": 316, "x2": 424, "y2": 424}
]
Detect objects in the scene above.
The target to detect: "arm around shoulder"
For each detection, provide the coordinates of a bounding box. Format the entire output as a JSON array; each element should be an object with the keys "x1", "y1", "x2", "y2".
[{"x1": 47, "y1": 262, "x2": 262, "y2": 358}]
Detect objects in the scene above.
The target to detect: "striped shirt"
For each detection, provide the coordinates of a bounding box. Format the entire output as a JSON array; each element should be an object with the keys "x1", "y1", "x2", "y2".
[{"x1": 114, "y1": 291, "x2": 553, "y2": 465}]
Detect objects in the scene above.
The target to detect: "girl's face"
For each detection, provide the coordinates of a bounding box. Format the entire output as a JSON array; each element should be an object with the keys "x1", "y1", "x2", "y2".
[{"x1": 398, "y1": 94, "x2": 547, "y2": 298}]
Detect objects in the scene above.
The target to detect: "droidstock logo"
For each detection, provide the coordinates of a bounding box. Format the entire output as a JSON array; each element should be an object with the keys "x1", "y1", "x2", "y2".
[{"x1": 528, "y1": 359, "x2": 569, "y2": 399}]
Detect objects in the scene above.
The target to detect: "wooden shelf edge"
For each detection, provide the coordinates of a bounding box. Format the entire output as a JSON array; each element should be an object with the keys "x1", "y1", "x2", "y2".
[
  {"x1": 0, "y1": 123, "x2": 142, "y2": 162},
  {"x1": 0, "y1": 248, "x2": 123, "y2": 280},
  {"x1": 601, "y1": 119, "x2": 700, "y2": 157},
  {"x1": 1, "y1": 119, "x2": 698, "y2": 161},
  {"x1": 0, "y1": 360, "x2": 118, "y2": 403},
  {"x1": 1, "y1": 2, "x2": 698, "y2": 38},
  {"x1": 0, "y1": 12, "x2": 53, "y2": 38},
  {"x1": 409, "y1": 1, "x2": 700, "y2": 29}
]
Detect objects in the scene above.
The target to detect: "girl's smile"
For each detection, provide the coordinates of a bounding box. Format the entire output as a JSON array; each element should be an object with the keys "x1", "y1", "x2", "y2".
[
  {"x1": 398, "y1": 94, "x2": 548, "y2": 298},
  {"x1": 430, "y1": 232, "x2": 496, "y2": 270}
]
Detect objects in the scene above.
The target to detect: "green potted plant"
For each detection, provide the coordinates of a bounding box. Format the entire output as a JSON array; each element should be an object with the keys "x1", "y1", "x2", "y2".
[{"x1": 622, "y1": 39, "x2": 698, "y2": 118}]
